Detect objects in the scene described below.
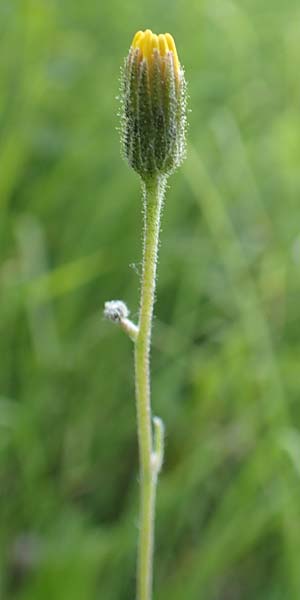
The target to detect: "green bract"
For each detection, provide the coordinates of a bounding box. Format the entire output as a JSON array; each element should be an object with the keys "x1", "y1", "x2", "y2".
[{"x1": 121, "y1": 37, "x2": 187, "y2": 181}]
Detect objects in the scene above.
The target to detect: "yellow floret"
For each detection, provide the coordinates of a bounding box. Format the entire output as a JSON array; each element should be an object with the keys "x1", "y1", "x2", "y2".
[{"x1": 131, "y1": 29, "x2": 180, "y2": 78}]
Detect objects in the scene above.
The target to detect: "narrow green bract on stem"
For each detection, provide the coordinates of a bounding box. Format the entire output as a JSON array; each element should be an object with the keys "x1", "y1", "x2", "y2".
[{"x1": 105, "y1": 28, "x2": 187, "y2": 600}]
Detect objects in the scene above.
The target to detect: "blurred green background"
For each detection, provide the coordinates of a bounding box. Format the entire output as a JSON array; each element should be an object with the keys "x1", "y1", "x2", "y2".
[{"x1": 1, "y1": 0, "x2": 300, "y2": 598}]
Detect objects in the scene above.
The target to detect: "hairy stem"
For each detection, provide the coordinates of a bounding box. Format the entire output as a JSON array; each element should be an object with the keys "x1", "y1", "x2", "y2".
[{"x1": 135, "y1": 175, "x2": 166, "y2": 600}]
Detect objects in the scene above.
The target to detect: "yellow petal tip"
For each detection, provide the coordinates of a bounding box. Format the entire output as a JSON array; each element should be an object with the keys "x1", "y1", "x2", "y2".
[{"x1": 130, "y1": 29, "x2": 181, "y2": 78}]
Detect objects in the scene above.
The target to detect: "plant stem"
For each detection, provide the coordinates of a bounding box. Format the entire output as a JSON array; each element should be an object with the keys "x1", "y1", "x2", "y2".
[{"x1": 135, "y1": 174, "x2": 166, "y2": 600}]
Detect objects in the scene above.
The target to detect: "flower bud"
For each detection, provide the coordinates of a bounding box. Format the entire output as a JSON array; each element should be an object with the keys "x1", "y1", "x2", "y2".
[
  {"x1": 104, "y1": 300, "x2": 129, "y2": 322},
  {"x1": 121, "y1": 29, "x2": 187, "y2": 180}
]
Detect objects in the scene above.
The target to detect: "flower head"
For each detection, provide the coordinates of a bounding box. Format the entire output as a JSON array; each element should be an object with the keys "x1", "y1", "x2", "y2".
[{"x1": 121, "y1": 29, "x2": 187, "y2": 180}]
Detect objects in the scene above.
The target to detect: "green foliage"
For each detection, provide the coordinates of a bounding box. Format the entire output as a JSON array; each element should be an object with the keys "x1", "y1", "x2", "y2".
[{"x1": 1, "y1": 1, "x2": 300, "y2": 598}]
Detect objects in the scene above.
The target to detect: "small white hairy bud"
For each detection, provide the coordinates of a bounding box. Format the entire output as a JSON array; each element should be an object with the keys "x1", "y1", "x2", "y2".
[{"x1": 104, "y1": 300, "x2": 130, "y2": 323}]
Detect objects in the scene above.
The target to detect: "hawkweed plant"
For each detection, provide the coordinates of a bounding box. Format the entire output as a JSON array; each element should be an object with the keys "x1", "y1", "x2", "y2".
[{"x1": 104, "y1": 29, "x2": 187, "y2": 600}]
